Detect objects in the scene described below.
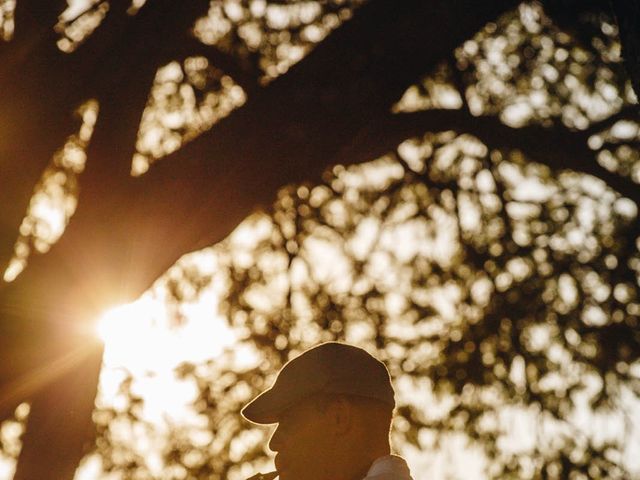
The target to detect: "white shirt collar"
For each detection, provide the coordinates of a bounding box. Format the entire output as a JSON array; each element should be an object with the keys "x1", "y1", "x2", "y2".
[{"x1": 364, "y1": 455, "x2": 413, "y2": 480}]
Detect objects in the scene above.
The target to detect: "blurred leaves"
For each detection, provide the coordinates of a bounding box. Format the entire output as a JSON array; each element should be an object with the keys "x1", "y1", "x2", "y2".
[
  {"x1": 0, "y1": 0, "x2": 15, "y2": 42},
  {"x1": 0, "y1": 404, "x2": 29, "y2": 479},
  {"x1": 194, "y1": 0, "x2": 366, "y2": 82},
  {"x1": 3, "y1": 100, "x2": 99, "y2": 282},
  {"x1": 132, "y1": 57, "x2": 246, "y2": 175},
  {"x1": 57, "y1": 0, "x2": 110, "y2": 53}
]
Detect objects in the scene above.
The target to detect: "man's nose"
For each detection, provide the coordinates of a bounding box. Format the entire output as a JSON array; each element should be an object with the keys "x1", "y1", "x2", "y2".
[{"x1": 268, "y1": 425, "x2": 283, "y2": 453}]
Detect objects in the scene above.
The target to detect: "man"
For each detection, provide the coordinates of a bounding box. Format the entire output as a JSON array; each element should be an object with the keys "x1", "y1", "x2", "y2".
[{"x1": 242, "y1": 342, "x2": 414, "y2": 480}]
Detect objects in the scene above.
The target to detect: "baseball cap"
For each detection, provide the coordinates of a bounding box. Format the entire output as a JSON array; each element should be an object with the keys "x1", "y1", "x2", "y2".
[{"x1": 241, "y1": 342, "x2": 395, "y2": 424}]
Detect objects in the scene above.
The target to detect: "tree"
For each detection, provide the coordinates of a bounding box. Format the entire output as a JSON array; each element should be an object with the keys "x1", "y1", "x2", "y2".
[{"x1": 0, "y1": 0, "x2": 639, "y2": 479}]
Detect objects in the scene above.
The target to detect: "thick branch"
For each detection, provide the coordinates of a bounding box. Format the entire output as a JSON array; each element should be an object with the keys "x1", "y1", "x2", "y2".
[
  {"x1": 584, "y1": 103, "x2": 640, "y2": 136},
  {"x1": 171, "y1": 37, "x2": 260, "y2": 95},
  {"x1": 388, "y1": 108, "x2": 640, "y2": 206},
  {"x1": 611, "y1": 0, "x2": 640, "y2": 100}
]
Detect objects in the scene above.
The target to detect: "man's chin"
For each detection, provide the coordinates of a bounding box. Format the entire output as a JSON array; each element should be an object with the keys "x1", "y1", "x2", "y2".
[
  {"x1": 276, "y1": 469, "x2": 289, "y2": 480},
  {"x1": 277, "y1": 468, "x2": 292, "y2": 480}
]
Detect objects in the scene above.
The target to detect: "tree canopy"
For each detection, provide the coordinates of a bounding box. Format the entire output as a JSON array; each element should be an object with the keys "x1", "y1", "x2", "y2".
[{"x1": 0, "y1": 0, "x2": 639, "y2": 479}]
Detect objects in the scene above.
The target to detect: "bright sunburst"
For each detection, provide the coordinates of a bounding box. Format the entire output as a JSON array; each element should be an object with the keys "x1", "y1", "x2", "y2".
[{"x1": 97, "y1": 291, "x2": 235, "y2": 374}]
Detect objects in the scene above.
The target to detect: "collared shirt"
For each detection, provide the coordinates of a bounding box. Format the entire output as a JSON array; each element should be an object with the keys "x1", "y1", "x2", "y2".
[{"x1": 363, "y1": 455, "x2": 414, "y2": 480}]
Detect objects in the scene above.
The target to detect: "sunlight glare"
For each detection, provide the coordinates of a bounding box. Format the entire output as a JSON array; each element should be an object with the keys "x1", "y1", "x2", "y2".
[{"x1": 97, "y1": 292, "x2": 235, "y2": 374}]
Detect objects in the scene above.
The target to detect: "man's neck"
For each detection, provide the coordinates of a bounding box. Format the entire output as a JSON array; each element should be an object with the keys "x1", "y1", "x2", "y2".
[{"x1": 344, "y1": 446, "x2": 391, "y2": 480}]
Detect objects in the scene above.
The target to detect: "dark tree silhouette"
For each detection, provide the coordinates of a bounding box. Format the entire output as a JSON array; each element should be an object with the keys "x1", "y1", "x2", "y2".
[{"x1": 0, "y1": 0, "x2": 639, "y2": 479}]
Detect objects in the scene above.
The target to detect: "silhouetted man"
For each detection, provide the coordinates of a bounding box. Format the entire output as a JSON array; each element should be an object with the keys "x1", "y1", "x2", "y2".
[{"x1": 242, "y1": 342, "x2": 414, "y2": 480}]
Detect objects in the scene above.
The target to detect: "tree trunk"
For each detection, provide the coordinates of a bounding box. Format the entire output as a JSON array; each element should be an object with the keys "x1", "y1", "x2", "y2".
[{"x1": 13, "y1": 340, "x2": 104, "y2": 480}]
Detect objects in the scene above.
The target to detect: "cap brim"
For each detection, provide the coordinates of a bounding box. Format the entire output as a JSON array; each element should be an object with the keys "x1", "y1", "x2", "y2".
[{"x1": 241, "y1": 388, "x2": 282, "y2": 424}]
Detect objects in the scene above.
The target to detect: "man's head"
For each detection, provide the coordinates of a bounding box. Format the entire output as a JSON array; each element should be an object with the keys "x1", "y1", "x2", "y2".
[{"x1": 241, "y1": 342, "x2": 396, "y2": 480}]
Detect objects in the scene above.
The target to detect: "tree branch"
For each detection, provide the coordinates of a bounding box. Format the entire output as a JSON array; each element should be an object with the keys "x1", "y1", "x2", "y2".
[
  {"x1": 387, "y1": 108, "x2": 640, "y2": 206},
  {"x1": 169, "y1": 36, "x2": 260, "y2": 95},
  {"x1": 584, "y1": 103, "x2": 640, "y2": 136},
  {"x1": 611, "y1": 0, "x2": 640, "y2": 100}
]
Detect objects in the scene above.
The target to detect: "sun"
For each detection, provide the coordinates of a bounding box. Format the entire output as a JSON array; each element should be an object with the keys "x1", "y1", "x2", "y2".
[
  {"x1": 96, "y1": 293, "x2": 235, "y2": 373},
  {"x1": 93, "y1": 290, "x2": 239, "y2": 433},
  {"x1": 96, "y1": 297, "x2": 162, "y2": 370}
]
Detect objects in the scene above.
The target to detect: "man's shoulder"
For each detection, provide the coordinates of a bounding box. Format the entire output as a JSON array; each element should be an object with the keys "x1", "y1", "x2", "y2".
[{"x1": 363, "y1": 455, "x2": 414, "y2": 480}]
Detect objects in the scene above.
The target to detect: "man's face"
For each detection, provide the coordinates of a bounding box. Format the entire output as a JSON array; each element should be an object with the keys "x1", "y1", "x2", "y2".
[{"x1": 268, "y1": 397, "x2": 337, "y2": 480}]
